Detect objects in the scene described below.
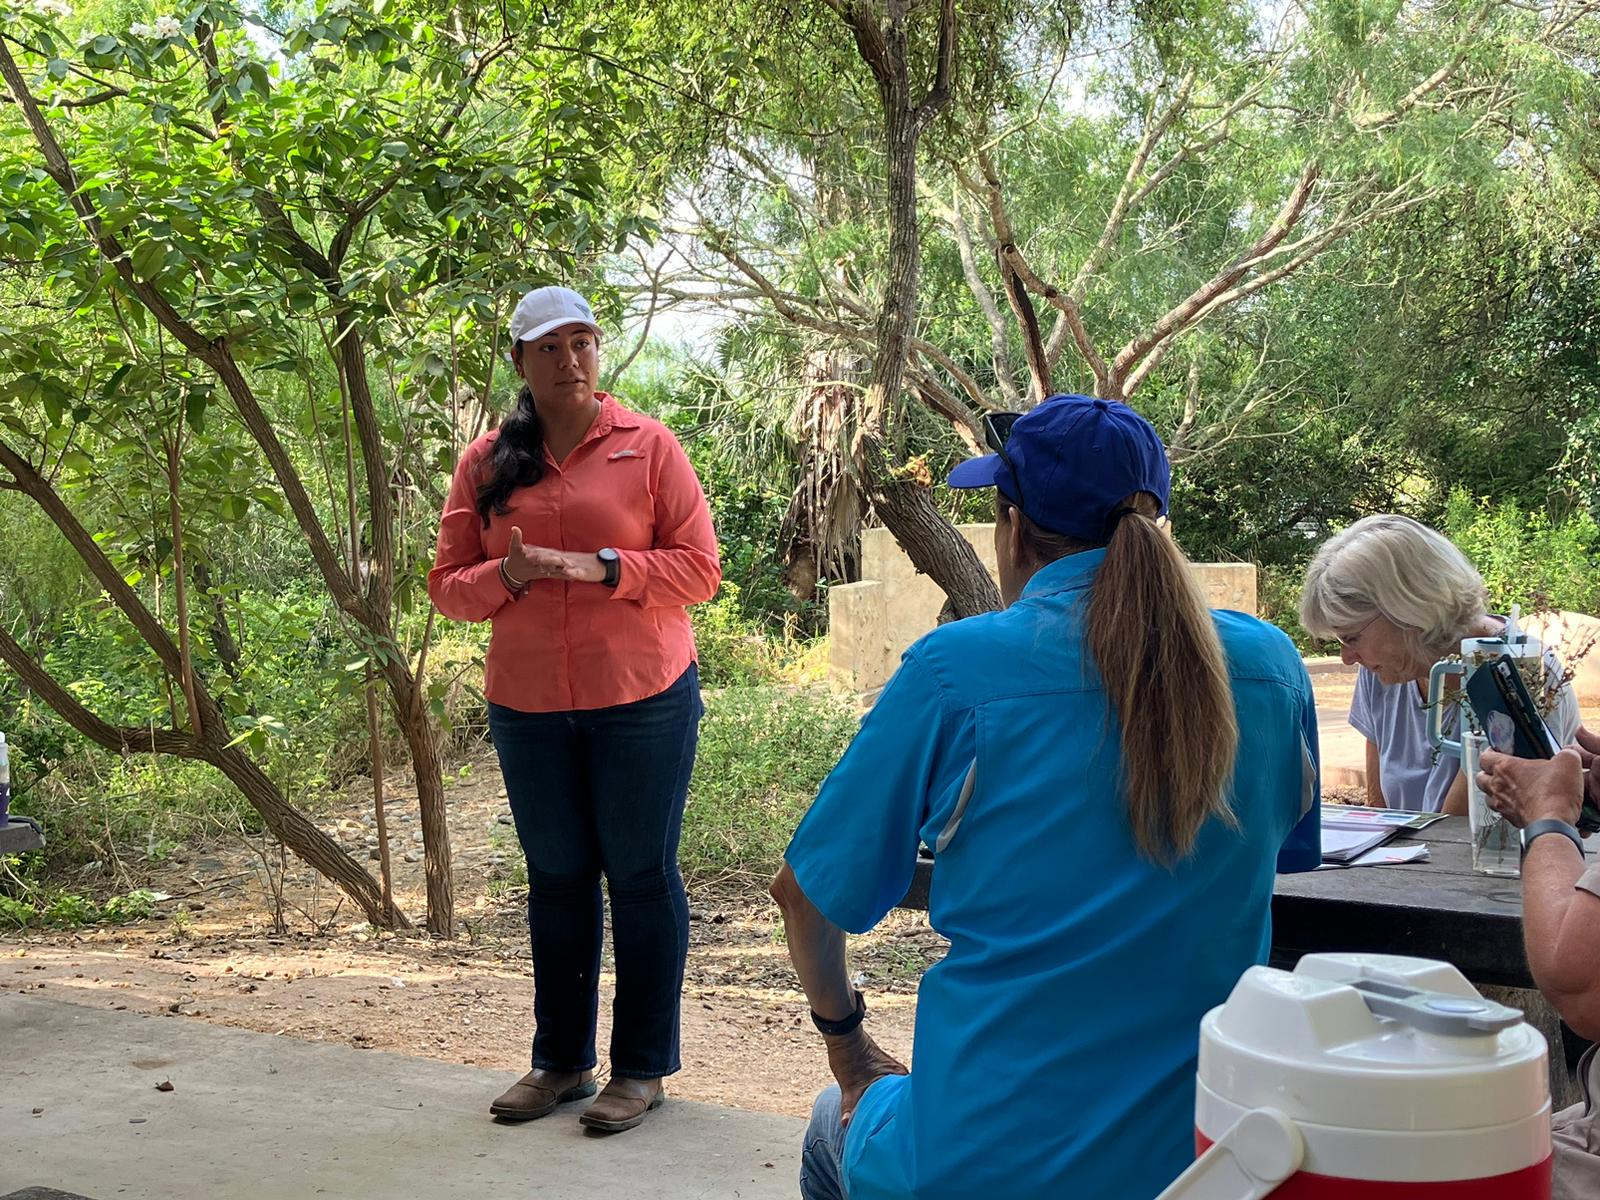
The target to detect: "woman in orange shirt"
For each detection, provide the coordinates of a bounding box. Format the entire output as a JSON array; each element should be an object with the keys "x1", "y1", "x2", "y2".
[{"x1": 429, "y1": 286, "x2": 721, "y2": 1133}]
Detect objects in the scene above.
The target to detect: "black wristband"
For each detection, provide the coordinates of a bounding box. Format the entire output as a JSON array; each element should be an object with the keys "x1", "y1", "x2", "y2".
[
  {"x1": 1522, "y1": 818, "x2": 1585, "y2": 859},
  {"x1": 811, "y1": 989, "x2": 865, "y2": 1037}
]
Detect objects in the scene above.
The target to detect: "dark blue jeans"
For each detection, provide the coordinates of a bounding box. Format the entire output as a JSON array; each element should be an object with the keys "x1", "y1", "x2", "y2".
[{"x1": 487, "y1": 664, "x2": 702, "y2": 1079}]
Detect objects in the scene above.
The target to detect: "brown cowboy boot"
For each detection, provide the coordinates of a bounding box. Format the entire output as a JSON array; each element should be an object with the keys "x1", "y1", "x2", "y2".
[
  {"x1": 489, "y1": 1067, "x2": 597, "y2": 1121},
  {"x1": 577, "y1": 1075, "x2": 665, "y2": 1132}
]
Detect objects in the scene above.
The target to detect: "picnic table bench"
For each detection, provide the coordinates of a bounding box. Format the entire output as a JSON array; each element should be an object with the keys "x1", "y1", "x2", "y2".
[{"x1": 0, "y1": 815, "x2": 45, "y2": 855}]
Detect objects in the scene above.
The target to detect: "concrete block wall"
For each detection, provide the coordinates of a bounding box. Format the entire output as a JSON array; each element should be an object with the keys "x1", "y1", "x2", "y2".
[{"x1": 828, "y1": 524, "x2": 1259, "y2": 692}]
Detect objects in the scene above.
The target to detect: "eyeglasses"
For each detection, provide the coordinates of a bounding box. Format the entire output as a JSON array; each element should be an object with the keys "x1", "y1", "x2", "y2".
[
  {"x1": 983, "y1": 411, "x2": 1024, "y2": 513},
  {"x1": 1336, "y1": 613, "x2": 1382, "y2": 648}
]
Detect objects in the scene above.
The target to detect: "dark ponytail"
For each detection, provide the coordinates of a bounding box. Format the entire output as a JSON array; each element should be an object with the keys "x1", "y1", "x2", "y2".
[
  {"x1": 1006, "y1": 491, "x2": 1239, "y2": 864},
  {"x1": 1083, "y1": 494, "x2": 1238, "y2": 864},
  {"x1": 476, "y1": 384, "x2": 544, "y2": 526}
]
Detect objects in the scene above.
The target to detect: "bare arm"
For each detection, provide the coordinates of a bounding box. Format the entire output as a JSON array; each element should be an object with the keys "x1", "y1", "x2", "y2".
[
  {"x1": 1364, "y1": 740, "x2": 1387, "y2": 807},
  {"x1": 770, "y1": 863, "x2": 907, "y2": 1122},
  {"x1": 1478, "y1": 748, "x2": 1600, "y2": 1037},
  {"x1": 771, "y1": 862, "x2": 855, "y2": 1019}
]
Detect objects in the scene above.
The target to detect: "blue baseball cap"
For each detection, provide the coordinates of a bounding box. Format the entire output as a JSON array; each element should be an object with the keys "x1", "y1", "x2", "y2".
[{"x1": 947, "y1": 394, "x2": 1170, "y2": 541}]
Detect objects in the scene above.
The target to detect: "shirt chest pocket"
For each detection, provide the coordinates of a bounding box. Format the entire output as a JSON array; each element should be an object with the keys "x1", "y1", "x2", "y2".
[
  {"x1": 575, "y1": 449, "x2": 654, "y2": 545},
  {"x1": 605, "y1": 449, "x2": 651, "y2": 498}
]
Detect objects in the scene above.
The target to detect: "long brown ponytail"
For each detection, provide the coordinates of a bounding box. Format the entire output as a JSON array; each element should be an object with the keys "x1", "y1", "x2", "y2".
[{"x1": 1014, "y1": 491, "x2": 1239, "y2": 863}]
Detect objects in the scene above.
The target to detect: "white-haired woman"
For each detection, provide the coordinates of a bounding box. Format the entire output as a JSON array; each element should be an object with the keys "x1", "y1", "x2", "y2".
[{"x1": 1301, "y1": 514, "x2": 1580, "y2": 812}]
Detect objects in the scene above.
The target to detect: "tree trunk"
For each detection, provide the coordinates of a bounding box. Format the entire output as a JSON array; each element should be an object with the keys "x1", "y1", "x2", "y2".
[
  {"x1": 207, "y1": 746, "x2": 402, "y2": 928},
  {"x1": 365, "y1": 672, "x2": 398, "y2": 927},
  {"x1": 871, "y1": 467, "x2": 1000, "y2": 617},
  {"x1": 845, "y1": 0, "x2": 1002, "y2": 619},
  {"x1": 384, "y1": 663, "x2": 454, "y2": 936}
]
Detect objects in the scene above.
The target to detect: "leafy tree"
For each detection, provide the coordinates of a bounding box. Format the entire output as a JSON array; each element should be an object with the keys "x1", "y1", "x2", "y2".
[
  {"x1": 660, "y1": 0, "x2": 1599, "y2": 609},
  {"x1": 0, "y1": 0, "x2": 657, "y2": 930}
]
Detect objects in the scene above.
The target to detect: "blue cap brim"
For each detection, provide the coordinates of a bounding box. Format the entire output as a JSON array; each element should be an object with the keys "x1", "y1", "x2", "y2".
[{"x1": 947, "y1": 454, "x2": 1002, "y2": 489}]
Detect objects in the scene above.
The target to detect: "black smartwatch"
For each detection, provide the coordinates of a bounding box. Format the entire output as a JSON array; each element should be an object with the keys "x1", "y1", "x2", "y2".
[
  {"x1": 597, "y1": 547, "x2": 620, "y2": 588},
  {"x1": 1521, "y1": 818, "x2": 1585, "y2": 859},
  {"x1": 811, "y1": 989, "x2": 866, "y2": 1037}
]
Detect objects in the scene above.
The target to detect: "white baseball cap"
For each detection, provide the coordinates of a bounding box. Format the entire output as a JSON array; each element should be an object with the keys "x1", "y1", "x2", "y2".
[{"x1": 509, "y1": 286, "x2": 601, "y2": 344}]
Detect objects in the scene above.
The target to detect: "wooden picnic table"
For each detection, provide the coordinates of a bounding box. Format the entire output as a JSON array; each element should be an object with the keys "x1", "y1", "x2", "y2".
[
  {"x1": 904, "y1": 815, "x2": 1526, "y2": 984},
  {"x1": 902, "y1": 813, "x2": 1586, "y2": 1105},
  {"x1": 1270, "y1": 814, "x2": 1531, "y2": 987}
]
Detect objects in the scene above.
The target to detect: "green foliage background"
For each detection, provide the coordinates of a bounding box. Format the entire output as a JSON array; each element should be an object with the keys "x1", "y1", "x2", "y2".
[{"x1": 1, "y1": 0, "x2": 1598, "y2": 919}]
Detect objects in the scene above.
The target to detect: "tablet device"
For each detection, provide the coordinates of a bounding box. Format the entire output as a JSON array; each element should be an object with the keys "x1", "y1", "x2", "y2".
[{"x1": 1465, "y1": 654, "x2": 1556, "y2": 759}]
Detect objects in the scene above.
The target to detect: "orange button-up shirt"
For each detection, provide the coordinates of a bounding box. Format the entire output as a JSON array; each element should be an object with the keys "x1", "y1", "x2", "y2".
[{"x1": 428, "y1": 394, "x2": 722, "y2": 713}]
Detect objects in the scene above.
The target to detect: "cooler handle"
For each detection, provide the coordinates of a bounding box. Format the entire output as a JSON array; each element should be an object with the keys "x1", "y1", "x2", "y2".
[
  {"x1": 1153, "y1": 1108, "x2": 1303, "y2": 1200},
  {"x1": 1426, "y1": 659, "x2": 1464, "y2": 757},
  {"x1": 1349, "y1": 978, "x2": 1523, "y2": 1035}
]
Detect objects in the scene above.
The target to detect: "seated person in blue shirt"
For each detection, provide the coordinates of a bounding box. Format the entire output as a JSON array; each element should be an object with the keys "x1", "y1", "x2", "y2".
[
  {"x1": 771, "y1": 395, "x2": 1322, "y2": 1200},
  {"x1": 1300, "y1": 515, "x2": 1579, "y2": 813}
]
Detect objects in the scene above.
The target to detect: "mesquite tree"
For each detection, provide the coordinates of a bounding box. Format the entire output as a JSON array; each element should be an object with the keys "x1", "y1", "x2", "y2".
[{"x1": 0, "y1": 0, "x2": 651, "y2": 932}]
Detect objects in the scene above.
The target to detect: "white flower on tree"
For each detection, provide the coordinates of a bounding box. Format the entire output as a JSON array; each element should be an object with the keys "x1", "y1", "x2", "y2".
[
  {"x1": 33, "y1": 0, "x2": 73, "y2": 18},
  {"x1": 151, "y1": 13, "x2": 180, "y2": 38},
  {"x1": 129, "y1": 20, "x2": 154, "y2": 36}
]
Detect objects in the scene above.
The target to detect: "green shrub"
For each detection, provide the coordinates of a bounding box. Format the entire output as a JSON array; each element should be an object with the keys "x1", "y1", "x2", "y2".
[
  {"x1": 681, "y1": 684, "x2": 857, "y2": 883},
  {"x1": 0, "y1": 879, "x2": 161, "y2": 929},
  {"x1": 692, "y1": 588, "x2": 785, "y2": 686},
  {"x1": 18, "y1": 753, "x2": 256, "y2": 872},
  {"x1": 1442, "y1": 490, "x2": 1600, "y2": 615},
  {"x1": 1257, "y1": 563, "x2": 1319, "y2": 653},
  {"x1": 0, "y1": 894, "x2": 37, "y2": 929},
  {"x1": 101, "y1": 888, "x2": 159, "y2": 923},
  {"x1": 42, "y1": 891, "x2": 99, "y2": 927}
]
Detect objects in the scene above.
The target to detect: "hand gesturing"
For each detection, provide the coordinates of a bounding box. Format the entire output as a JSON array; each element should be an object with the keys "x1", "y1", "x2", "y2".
[{"x1": 503, "y1": 527, "x2": 607, "y2": 586}]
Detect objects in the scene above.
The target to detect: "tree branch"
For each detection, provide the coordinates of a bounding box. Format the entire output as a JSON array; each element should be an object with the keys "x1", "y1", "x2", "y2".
[
  {"x1": 967, "y1": 155, "x2": 1112, "y2": 394},
  {"x1": 702, "y1": 236, "x2": 1000, "y2": 419},
  {"x1": 997, "y1": 244, "x2": 1050, "y2": 402},
  {"x1": 1068, "y1": 70, "x2": 1194, "y2": 305},
  {"x1": 930, "y1": 184, "x2": 1020, "y2": 405},
  {"x1": 1352, "y1": 2, "x2": 1498, "y2": 131},
  {"x1": 911, "y1": 0, "x2": 956, "y2": 136},
  {"x1": 1112, "y1": 160, "x2": 1321, "y2": 388},
  {"x1": 0, "y1": 624, "x2": 199, "y2": 757},
  {"x1": 602, "y1": 251, "x2": 663, "y2": 391},
  {"x1": 828, "y1": 0, "x2": 893, "y2": 91},
  {"x1": 998, "y1": 243, "x2": 1112, "y2": 396},
  {"x1": 329, "y1": 34, "x2": 514, "y2": 269},
  {"x1": 1120, "y1": 181, "x2": 1436, "y2": 397}
]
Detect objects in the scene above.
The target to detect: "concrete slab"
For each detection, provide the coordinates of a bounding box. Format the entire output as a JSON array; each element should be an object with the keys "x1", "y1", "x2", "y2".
[{"x1": 1, "y1": 995, "x2": 803, "y2": 1200}]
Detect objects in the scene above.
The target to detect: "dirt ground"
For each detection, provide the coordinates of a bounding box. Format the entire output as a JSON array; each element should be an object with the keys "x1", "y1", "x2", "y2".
[
  {"x1": 0, "y1": 746, "x2": 933, "y2": 1119},
  {"x1": 2, "y1": 683, "x2": 1370, "y2": 1125}
]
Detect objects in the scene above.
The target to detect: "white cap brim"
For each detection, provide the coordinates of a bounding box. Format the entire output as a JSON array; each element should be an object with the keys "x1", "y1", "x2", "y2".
[{"x1": 515, "y1": 318, "x2": 601, "y2": 343}]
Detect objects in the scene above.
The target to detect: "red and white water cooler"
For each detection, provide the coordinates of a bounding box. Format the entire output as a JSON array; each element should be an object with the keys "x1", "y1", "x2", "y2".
[{"x1": 1157, "y1": 952, "x2": 1552, "y2": 1199}]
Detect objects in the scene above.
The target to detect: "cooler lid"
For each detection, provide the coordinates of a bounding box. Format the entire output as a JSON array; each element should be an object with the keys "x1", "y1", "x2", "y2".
[{"x1": 1198, "y1": 954, "x2": 1549, "y2": 1131}]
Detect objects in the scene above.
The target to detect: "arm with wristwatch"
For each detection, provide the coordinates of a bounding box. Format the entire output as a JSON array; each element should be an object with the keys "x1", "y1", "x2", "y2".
[
  {"x1": 769, "y1": 861, "x2": 908, "y2": 1126},
  {"x1": 1478, "y1": 734, "x2": 1600, "y2": 1037},
  {"x1": 498, "y1": 440, "x2": 720, "y2": 606},
  {"x1": 498, "y1": 524, "x2": 622, "y2": 594}
]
